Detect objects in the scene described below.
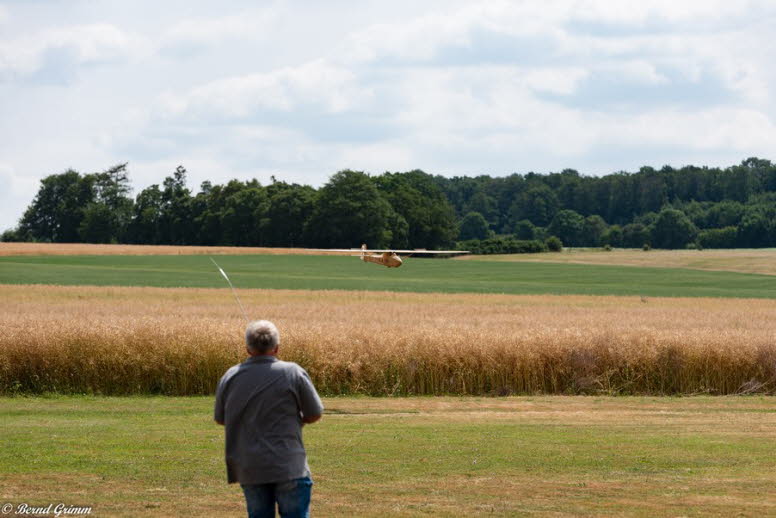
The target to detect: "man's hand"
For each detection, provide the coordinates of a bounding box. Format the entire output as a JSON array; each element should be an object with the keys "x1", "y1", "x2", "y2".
[
  {"x1": 215, "y1": 419, "x2": 225, "y2": 426},
  {"x1": 301, "y1": 414, "x2": 322, "y2": 425}
]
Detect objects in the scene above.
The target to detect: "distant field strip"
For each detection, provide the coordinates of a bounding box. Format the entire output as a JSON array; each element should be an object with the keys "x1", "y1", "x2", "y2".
[
  {"x1": 3, "y1": 253, "x2": 776, "y2": 298},
  {"x1": 458, "y1": 247, "x2": 776, "y2": 276},
  {"x1": 0, "y1": 242, "x2": 333, "y2": 256},
  {"x1": 2, "y1": 395, "x2": 775, "y2": 516},
  {"x1": 5, "y1": 243, "x2": 776, "y2": 276},
  {"x1": 2, "y1": 284, "x2": 774, "y2": 396}
]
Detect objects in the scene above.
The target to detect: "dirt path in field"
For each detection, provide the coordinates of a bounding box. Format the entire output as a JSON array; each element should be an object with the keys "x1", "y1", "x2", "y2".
[
  {"x1": 323, "y1": 396, "x2": 776, "y2": 435},
  {"x1": 455, "y1": 247, "x2": 776, "y2": 276}
]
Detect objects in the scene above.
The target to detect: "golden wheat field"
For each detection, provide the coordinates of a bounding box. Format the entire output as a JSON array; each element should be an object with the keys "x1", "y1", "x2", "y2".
[{"x1": 1, "y1": 284, "x2": 774, "y2": 396}]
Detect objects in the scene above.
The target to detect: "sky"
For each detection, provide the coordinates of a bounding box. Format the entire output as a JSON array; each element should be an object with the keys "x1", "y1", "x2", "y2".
[{"x1": 1, "y1": 0, "x2": 776, "y2": 231}]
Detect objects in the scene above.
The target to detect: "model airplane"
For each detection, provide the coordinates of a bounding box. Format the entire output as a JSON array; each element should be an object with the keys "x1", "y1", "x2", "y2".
[{"x1": 315, "y1": 244, "x2": 469, "y2": 268}]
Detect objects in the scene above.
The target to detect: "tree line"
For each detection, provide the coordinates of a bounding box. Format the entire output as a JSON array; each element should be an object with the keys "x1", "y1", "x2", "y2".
[{"x1": 3, "y1": 157, "x2": 776, "y2": 251}]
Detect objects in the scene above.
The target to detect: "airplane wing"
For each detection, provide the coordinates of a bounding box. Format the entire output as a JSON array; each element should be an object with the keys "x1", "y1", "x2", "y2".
[
  {"x1": 308, "y1": 248, "x2": 469, "y2": 254},
  {"x1": 368, "y1": 249, "x2": 468, "y2": 254}
]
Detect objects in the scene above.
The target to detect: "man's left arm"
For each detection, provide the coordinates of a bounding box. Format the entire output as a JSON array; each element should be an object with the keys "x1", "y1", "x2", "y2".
[{"x1": 297, "y1": 367, "x2": 324, "y2": 424}]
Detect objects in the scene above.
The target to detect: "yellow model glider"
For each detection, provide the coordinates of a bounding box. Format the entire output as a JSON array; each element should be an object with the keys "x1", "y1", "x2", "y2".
[{"x1": 314, "y1": 244, "x2": 469, "y2": 268}]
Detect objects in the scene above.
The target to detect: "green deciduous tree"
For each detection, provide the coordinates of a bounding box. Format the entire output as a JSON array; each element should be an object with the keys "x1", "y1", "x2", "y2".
[
  {"x1": 582, "y1": 215, "x2": 607, "y2": 247},
  {"x1": 159, "y1": 166, "x2": 193, "y2": 245},
  {"x1": 509, "y1": 183, "x2": 559, "y2": 227},
  {"x1": 0, "y1": 228, "x2": 22, "y2": 242},
  {"x1": 304, "y1": 170, "x2": 397, "y2": 248},
  {"x1": 458, "y1": 211, "x2": 492, "y2": 241},
  {"x1": 698, "y1": 227, "x2": 738, "y2": 249},
  {"x1": 545, "y1": 235, "x2": 563, "y2": 251},
  {"x1": 621, "y1": 223, "x2": 650, "y2": 248},
  {"x1": 650, "y1": 208, "x2": 698, "y2": 249},
  {"x1": 513, "y1": 219, "x2": 536, "y2": 240},
  {"x1": 128, "y1": 184, "x2": 163, "y2": 244},
  {"x1": 76, "y1": 163, "x2": 134, "y2": 243},
  {"x1": 79, "y1": 203, "x2": 116, "y2": 243},
  {"x1": 736, "y1": 210, "x2": 771, "y2": 247},
  {"x1": 261, "y1": 182, "x2": 317, "y2": 247},
  {"x1": 18, "y1": 170, "x2": 95, "y2": 242},
  {"x1": 548, "y1": 209, "x2": 585, "y2": 247},
  {"x1": 221, "y1": 185, "x2": 269, "y2": 246},
  {"x1": 704, "y1": 201, "x2": 745, "y2": 228},
  {"x1": 12, "y1": 156, "x2": 776, "y2": 250},
  {"x1": 601, "y1": 224, "x2": 623, "y2": 247},
  {"x1": 463, "y1": 191, "x2": 499, "y2": 230},
  {"x1": 376, "y1": 170, "x2": 458, "y2": 249}
]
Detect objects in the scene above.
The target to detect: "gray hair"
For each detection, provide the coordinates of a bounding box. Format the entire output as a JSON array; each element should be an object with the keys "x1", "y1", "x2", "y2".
[{"x1": 245, "y1": 320, "x2": 280, "y2": 354}]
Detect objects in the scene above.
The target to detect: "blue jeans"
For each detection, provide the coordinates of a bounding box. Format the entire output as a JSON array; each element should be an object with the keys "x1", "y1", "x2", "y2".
[{"x1": 241, "y1": 477, "x2": 313, "y2": 518}]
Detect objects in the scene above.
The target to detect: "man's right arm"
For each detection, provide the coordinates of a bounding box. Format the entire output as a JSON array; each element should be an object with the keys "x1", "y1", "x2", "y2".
[
  {"x1": 302, "y1": 414, "x2": 321, "y2": 425},
  {"x1": 214, "y1": 370, "x2": 231, "y2": 426}
]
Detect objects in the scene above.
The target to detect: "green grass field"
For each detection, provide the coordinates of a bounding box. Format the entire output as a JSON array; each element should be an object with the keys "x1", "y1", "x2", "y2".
[
  {"x1": 3, "y1": 252, "x2": 774, "y2": 516},
  {"x1": 2, "y1": 395, "x2": 775, "y2": 517},
  {"x1": 3, "y1": 253, "x2": 776, "y2": 298}
]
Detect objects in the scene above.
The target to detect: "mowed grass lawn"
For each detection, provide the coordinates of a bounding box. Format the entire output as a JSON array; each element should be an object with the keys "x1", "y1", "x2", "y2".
[
  {"x1": 3, "y1": 254, "x2": 776, "y2": 298},
  {"x1": 1, "y1": 396, "x2": 775, "y2": 517}
]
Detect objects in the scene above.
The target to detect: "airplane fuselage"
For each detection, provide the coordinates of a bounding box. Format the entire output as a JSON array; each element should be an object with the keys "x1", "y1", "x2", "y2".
[{"x1": 362, "y1": 251, "x2": 403, "y2": 268}]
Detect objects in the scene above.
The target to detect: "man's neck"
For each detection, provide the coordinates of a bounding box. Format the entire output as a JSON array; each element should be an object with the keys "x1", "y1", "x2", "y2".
[
  {"x1": 247, "y1": 347, "x2": 278, "y2": 358},
  {"x1": 246, "y1": 351, "x2": 278, "y2": 361}
]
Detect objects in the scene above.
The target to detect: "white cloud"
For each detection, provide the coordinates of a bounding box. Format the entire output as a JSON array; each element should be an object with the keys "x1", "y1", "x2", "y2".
[
  {"x1": 336, "y1": 1, "x2": 762, "y2": 68},
  {"x1": 616, "y1": 60, "x2": 669, "y2": 85},
  {"x1": 339, "y1": 9, "x2": 473, "y2": 64},
  {"x1": 0, "y1": 164, "x2": 38, "y2": 230},
  {"x1": 571, "y1": 0, "x2": 752, "y2": 25},
  {"x1": 604, "y1": 108, "x2": 776, "y2": 151},
  {"x1": 523, "y1": 67, "x2": 590, "y2": 95},
  {"x1": 338, "y1": 141, "x2": 416, "y2": 173},
  {"x1": 0, "y1": 23, "x2": 149, "y2": 81},
  {"x1": 142, "y1": 0, "x2": 776, "y2": 181},
  {"x1": 157, "y1": 59, "x2": 369, "y2": 120},
  {"x1": 337, "y1": 2, "x2": 568, "y2": 66},
  {"x1": 160, "y1": 11, "x2": 275, "y2": 55},
  {"x1": 2, "y1": 0, "x2": 776, "y2": 231}
]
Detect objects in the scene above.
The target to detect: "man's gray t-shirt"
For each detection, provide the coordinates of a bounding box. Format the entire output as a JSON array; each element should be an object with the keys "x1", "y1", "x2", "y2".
[{"x1": 214, "y1": 356, "x2": 324, "y2": 485}]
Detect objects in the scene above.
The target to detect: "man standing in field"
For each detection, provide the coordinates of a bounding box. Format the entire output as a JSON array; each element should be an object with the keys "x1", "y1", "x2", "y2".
[{"x1": 215, "y1": 320, "x2": 324, "y2": 518}]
